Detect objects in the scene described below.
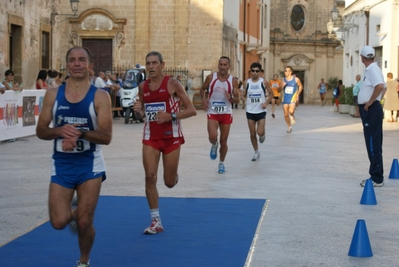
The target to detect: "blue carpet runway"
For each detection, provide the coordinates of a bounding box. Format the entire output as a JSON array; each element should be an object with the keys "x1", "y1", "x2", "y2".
[{"x1": 0, "y1": 196, "x2": 266, "y2": 267}]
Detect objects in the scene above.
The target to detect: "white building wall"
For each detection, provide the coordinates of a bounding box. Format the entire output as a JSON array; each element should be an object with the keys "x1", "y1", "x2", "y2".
[{"x1": 342, "y1": 0, "x2": 399, "y2": 86}]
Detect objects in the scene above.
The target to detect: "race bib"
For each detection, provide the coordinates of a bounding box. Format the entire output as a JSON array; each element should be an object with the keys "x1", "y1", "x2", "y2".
[
  {"x1": 212, "y1": 101, "x2": 227, "y2": 113},
  {"x1": 249, "y1": 93, "x2": 261, "y2": 103},
  {"x1": 285, "y1": 86, "x2": 294, "y2": 94},
  {"x1": 55, "y1": 127, "x2": 91, "y2": 153},
  {"x1": 144, "y1": 102, "x2": 166, "y2": 122}
]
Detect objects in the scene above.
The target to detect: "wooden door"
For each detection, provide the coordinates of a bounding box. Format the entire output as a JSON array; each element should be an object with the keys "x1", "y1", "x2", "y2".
[{"x1": 82, "y1": 39, "x2": 112, "y2": 75}]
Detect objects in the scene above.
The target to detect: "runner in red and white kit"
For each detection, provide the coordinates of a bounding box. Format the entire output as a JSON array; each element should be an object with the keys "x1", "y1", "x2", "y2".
[
  {"x1": 133, "y1": 51, "x2": 197, "y2": 234},
  {"x1": 200, "y1": 56, "x2": 240, "y2": 174}
]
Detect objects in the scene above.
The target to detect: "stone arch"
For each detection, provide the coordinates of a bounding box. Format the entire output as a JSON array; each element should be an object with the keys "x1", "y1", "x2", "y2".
[
  {"x1": 68, "y1": 8, "x2": 127, "y2": 46},
  {"x1": 67, "y1": 8, "x2": 127, "y2": 67}
]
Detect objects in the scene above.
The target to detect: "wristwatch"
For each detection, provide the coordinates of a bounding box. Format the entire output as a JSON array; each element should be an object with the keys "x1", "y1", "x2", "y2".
[
  {"x1": 79, "y1": 129, "x2": 88, "y2": 139},
  {"x1": 171, "y1": 112, "x2": 177, "y2": 121}
]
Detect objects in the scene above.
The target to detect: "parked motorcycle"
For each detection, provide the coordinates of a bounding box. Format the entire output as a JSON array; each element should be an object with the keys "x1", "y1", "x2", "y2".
[{"x1": 120, "y1": 69, "x2": 144, "y2": 124}]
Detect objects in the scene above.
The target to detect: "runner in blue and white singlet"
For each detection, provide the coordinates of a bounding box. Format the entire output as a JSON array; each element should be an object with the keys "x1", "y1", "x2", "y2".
[
  {"x1": 51, "y1": 84, "x2": 106, "y2": 184},
  {"x1": 281, "y1": 66, "x2": 303, "y2": 133}
]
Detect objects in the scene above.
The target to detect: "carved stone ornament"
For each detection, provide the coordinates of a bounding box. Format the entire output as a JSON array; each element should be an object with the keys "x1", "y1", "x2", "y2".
[
  {"x1": 116, "y1": 32, "x2": 125, "y2": 47},
  {"x1": 69, "y1": 30, "x2": 78, "y2": 45}
]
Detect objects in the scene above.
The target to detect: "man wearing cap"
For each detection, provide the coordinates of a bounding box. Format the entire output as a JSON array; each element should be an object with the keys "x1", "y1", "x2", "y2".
[{"x1": 358, "y1": 46, "x2": 387, "y2": 187}]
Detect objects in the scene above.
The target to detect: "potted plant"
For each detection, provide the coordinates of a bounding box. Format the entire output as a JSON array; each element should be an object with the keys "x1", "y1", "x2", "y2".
[
  {"x1": 345, "y1": 85, "x2": 356, "y2": 116},
  {"x1": 327, "y1": 77, "x2": 339, "y2": 106},
  {"x1": 339, "y1": 86, "x2": 350, "y2": 114}
]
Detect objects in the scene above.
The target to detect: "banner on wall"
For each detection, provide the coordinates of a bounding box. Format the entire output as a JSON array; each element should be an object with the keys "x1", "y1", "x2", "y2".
[{"x1": 0, "y1": 90, "x2": 46, "y2": 141}]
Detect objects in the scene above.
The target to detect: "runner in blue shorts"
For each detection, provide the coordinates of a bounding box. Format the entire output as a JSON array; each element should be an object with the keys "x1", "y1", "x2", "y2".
[{"x1": 36, "y1": 46, "x2": 112, "y2": 267}]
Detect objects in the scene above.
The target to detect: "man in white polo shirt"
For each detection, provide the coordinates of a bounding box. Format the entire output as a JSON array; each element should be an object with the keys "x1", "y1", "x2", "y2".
[{"x1": 358, "y1": 46, "x2": 386, "y2": 187}]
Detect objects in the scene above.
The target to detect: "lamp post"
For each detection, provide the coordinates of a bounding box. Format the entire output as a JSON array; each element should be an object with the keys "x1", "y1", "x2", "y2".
[
  {"x1": 331, "y1": 4, "x2": 339, "y2": 22},
  {"x1": 53, "y1": 0, "x2": 80, "y2": 17},
  {"x1": 70, "y1": 0, "x2": 80, "y2": 16}
]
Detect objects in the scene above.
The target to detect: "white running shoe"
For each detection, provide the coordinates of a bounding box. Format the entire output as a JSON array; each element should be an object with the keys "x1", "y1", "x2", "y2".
[
  {"x1": 144, "y1": 218, "x2": 164, "y2": 234},
  {"x1": 251, "y1": 151, "x2": 260, "y2": 161},
  {"x1": 210, "y1": 142, "x2": 218, "y2": 160},
  {"x1": 259, "y1": 135, "x2": 265, "y2": 144},
  {"x1": 289, "y1": 115, "x2": 296, "y2": 125},
  {"x1": 75, "y1": 261, "x2": 90, "y2": 267}
]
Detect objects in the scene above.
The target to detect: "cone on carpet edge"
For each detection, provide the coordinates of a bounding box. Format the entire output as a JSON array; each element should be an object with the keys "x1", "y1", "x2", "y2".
[
  {"x1": 348, "y1": 219, "x2": 373, "y2": 257},
  {"x1": 360, "y1": 179, "x2": 377, "y2": 205},
  {"x1": 389, "y1": 158, "x2": 399, "y2": 179}
]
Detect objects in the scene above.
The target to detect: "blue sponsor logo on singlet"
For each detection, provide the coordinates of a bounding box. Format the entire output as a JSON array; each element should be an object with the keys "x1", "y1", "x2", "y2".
[
  {"x1": 145, "y1": 102, "x2": 166, "y2": 112},
  {"x1": 249, "y1": 93, "x2": 261, "y2": 98},
  {"x1": 212, "y1": 101, "x2": 226, "y2": 107}
]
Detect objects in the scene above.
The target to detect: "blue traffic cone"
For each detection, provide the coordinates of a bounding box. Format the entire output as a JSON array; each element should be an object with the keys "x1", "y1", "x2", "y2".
[
  {"x1": 360, "y1": 179, "x2": 377, "y2": 205},
  {"x1": 348, "y1": 219, "x2": 373, "y2": 257},
  {"x1": 389, "y1": 159, "x2": 399, "y2": 179}
]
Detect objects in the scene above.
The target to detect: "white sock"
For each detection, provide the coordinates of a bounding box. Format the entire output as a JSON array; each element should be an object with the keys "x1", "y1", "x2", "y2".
[{"x1": 150, "y1": 208, "x2": 160, "y2": 220}]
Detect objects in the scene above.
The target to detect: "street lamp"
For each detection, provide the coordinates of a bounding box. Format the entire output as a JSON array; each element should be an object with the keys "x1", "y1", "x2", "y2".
[
  {"x1": 53, "y1": 0, "x2": 80, "y2": 17},
  {"x1": 331, "y1": 4, "x2": 339, "y2": 22},
  {"x1": 70, "y1": 0, "x2": 80, "y2": 16}
]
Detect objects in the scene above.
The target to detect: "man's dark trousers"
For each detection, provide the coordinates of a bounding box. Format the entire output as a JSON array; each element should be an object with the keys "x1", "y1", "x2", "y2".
[{"x1": 359, "y1": 101, "x2": 384, "y2": 183}]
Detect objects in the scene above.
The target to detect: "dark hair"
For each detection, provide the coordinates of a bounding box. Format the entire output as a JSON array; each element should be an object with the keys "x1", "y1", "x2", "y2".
[
  {"x1": 338, "y1": 80, "x2": 343, "y2": 85},
  {"x1": 250, "y1": 62, "x2": 262, "y2": 70},
  {"x1": 65, "y1": 46, "x2": 94, "y2": 64},
  {"x1": 50, "y1": 70, "x2": 59, "y2": 79},
  {"x1": 5, "y1": 69, "x2": 14, "y2": 76},
  {"x1": 37, "y1": 70, "x2": 48, "y2": 81},
  {"x1": 219, "y1": 56, "x2": 230, "y2": 64},
  {"x1": 47, "y1": 70, "x2": 53, "y2": 77},
  {"x1": 146, "y1": 51, "x2": 164, "y2": 63},
  {"x1": 285, "y1": 66, "x2": 293, "y2": 72},
  {"x1": 58, "y1": 72, "x2": 63, "y2": 78}
]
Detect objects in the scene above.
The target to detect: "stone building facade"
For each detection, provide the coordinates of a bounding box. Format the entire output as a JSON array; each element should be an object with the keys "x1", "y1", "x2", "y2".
[
  {"x1": 0, "y1": 0, "x2": 225, "y2": 89},
  {"x1": 269, "y1": 0, "x2": 344, "y2": 104}
]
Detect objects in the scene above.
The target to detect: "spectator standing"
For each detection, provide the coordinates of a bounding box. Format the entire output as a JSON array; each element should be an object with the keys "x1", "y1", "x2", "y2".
[
  {"x1": 383, "y1": 72, "x2": 399, "y2": 122},
  {"x1": 352, "y1": 74, "x2": 362, "y2": 117},
  {"x1": 358, "y1": 46, "x2": 386, "y2": 187},
  {"x1": 332, "y1": 80, "x2": 343, "y2": 112},
  {"x1": 36, "y1": 70, "x2": 49, "y2": 89},
  {"x1": 2, "y1": 69, "x2": 22, "y2": 92},
  {"x1": 186, "y1": 74, "x2": 195, "y2": 102}
]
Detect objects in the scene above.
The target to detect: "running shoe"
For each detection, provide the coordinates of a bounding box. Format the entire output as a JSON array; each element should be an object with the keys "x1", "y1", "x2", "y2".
[
  {"x1": 360, "y1": 179, "x2": 384, "y2": 187},
  {"x1": 144, "y1": 218, "x2": 164, "y2": 234},
  {"x1": 289, "y1": 115, "x2": 296, "y2": 125},
  {"x1": 251, "y1": 151, "x2": 260, "y2": 161},
  {"x1": 259, "y1": 135, "x2": 265, "y2": 144},
  {"x1": 218, "y1": 162, "x2": 226, "y2": 174},
  {"x1": 75, "y1": 261, "x2": 90, "y2": 267},
  {"x1": 272, "y1": 113, "x2": 275, "y2": 118},
  {"x1": 210, "y1": 142, "x2": 218, "y2": 160},
  {"x1": 287, "y1": 127, "x2": 292, "y2": 133},
  {"x1": 69, "y1": 195, "x2": 78, "y2": 234}
]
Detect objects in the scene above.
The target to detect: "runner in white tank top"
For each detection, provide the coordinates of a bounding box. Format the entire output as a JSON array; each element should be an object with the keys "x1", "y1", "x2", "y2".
[
  {"x1": 200, "y1": 56, "x2": 240, "y2": 174},
  {"x1": 243, "y1": 62, "x2": 273, "y2": 161}
]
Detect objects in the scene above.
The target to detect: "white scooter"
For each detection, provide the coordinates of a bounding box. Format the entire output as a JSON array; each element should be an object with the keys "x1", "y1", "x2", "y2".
[{"x1": 120, "y1": 69, "x2": 143, "y2": 124}]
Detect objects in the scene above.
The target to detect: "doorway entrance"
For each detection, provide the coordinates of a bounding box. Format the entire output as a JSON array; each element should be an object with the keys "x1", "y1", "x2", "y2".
[
  {"x1": 9, "y1": 24, "x2": 23, "y2": 84},
  {"x1": 82, "y1": 39, "x2": 112, "y2": 74},
  {"x1": 293, "y1": 70, "x2": 305, "y2": 104}
]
